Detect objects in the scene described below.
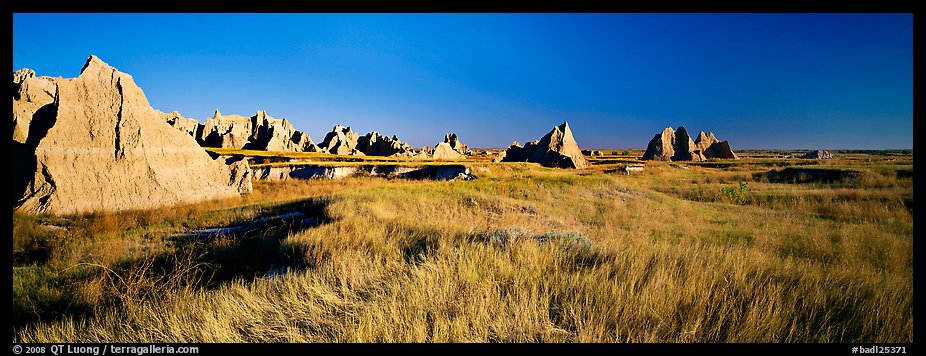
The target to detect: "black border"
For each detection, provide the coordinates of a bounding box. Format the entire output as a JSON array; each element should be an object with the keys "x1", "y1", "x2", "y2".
[{"x1": 6, "y1": 0, "x2": 920, "y2": 352}]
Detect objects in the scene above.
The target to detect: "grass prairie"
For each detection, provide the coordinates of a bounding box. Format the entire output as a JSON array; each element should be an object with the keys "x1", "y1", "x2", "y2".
[{"x1": 12, "y1": 152, "x2": 913, "y2": 342}]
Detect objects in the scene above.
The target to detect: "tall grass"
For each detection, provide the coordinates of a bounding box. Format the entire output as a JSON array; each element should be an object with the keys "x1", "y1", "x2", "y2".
[{"x1": 13, "y1": 155, "x2": 913, "y2": 342}]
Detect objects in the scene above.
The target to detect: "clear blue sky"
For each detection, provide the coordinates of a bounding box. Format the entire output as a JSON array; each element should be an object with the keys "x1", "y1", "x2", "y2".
[{"x1": 13, "y1": 13, "x2": 912, "y2": 149}]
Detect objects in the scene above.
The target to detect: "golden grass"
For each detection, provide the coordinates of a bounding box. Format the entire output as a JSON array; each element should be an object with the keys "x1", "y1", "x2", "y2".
[{"x1": 13, "y1": 154, "x2": 913, "y2": 342}]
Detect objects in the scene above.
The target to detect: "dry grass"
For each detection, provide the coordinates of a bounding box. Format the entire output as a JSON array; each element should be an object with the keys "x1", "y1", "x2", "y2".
[{"x1": 13, "y1": 154, "x2": 913, "y2": 342}]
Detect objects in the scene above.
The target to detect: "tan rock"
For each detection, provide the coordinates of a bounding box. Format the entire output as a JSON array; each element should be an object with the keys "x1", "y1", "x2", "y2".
[
  {"x1": 13, "y1": 68, "x2": 35, "y2": 85},
  {"x1": 318, "y1": 125, "x2": 360, "y2": 155},
  {"x1": 500, "y1": 122, "x2": 588, "y2": 169},
  {"x1": 644, "y1": 127, "x2": 737, "y2": 161},
  {"x1": 228, "y1": 159, "x2": 253, "y2": 194},
  {"x1": 199, "y1": 110, "x2": 253, "y2": 148},
  {"x1": 642, "y1": 127, "x2": 675, "y2": 161},
  {"x1": 12, "y1": 68, "x2": 58, "y2": 144},
  {"x1": 357, "y1": 131, "x2": 417, "y2": 157},
  {"x1": 433, "y1": 142, "x2": 466, "y2": 160},
  {"x1": 14, "y1": 55, "x2": 244, "y2": 216},
  {"x1": 292, "y1": 131, "x2": 319, "y2": 152},
  {"x1": 160, "y1": 110, "x2": 201, "y2": 138},
  {"x1": 443, "y1": 132, "x2": 472, "y2": 155},
  {"x1": 17, "y1": 75, "x2": 57, "y2": 104}
]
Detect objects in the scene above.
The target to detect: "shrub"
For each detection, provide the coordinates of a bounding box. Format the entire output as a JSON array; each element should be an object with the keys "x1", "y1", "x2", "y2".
[
  {"x1": 487, "y1": 227, "x2": 528, "y2": 248},
  {"x1": 530, "y1": 230, "x2": 592, "y2": 252},
  {"x1": 721, "y1": 182, "x2": 750, "y2": 205}
]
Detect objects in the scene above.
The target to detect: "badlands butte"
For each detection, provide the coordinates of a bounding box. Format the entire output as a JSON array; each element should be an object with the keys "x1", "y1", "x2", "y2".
[{"x1": 13, "y1": 56, "x2": 744, "y2": 216}]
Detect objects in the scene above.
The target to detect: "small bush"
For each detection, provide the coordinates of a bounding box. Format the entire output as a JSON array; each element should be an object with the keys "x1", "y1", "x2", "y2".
[
  {"x1": 721, "y1": 182, "x2": 750, "y2": 205},
  {"x1": 531, "y1": 230, "x2": 592, "y2": 252},
  {"x1": 486, "y1": 227, "x2": 528, "y2": 248}
]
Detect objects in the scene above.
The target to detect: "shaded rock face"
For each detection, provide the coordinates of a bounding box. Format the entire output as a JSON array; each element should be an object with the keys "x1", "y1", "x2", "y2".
[
  {"x1": 318, "y1": 125, "x2": 361, "y2": 155},
  {"x1": 356, "y1": 131, "x2": 417, "y2": 157},
  {"x1": 433, "y1": 142, "x2": 466, "y2": 160},
  {"x1": 443, "y1": 132, "x2": 472, "y2": 155},
  {"x1": 501, "y1": 122, "x2": 588, "y2": 169},
  {"x1": 291, "y1": 131, "x2": 320, "y2": 152},
  {"x1": 14, "y1": 55, "x2": 245, "y2": 216},
  {"x1": 694, "y1": 131, "x2": 737, "y2": 160},
  {"x1": 704, "y1": 140, "x2": 738, "y2": 159},
  {"x1": 799, "y1": 150, "x2": 834, "y2": 159},
  {"x1": 672, "y1": 127, "x2": 704, "y2": 161},
  {"x1": 199, "y1": 110, "x2": 253, "y2": 148},
  {"x1": 643, "y1": 127, "x2": 738, "y2": 161},
  {"x1": 12, "y1": 69, "x2": 58, "y2": 144}
]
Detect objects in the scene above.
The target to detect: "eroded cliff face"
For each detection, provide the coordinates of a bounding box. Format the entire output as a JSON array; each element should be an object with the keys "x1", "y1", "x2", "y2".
[{"x1": 14, "y1": 55, "x2": 248, "y2": 216}]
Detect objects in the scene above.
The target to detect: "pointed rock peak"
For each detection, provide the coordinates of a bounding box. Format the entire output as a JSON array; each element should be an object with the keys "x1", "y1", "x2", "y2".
[
  {"x1": 213, "y1": 109, "x2": 221, "y2": 119},
  {"x1": 676, "y1": 126, "x2": 689, "y2": 135},
  {"x1": 555, "y1": 121, "x2": 571, "y2": 133},
  {"x1": 661, "y1": 127, "x2": 675, "y2": 135},
  {"x1": 80, "y1": 55, "x2": 114, "y2": 75}
]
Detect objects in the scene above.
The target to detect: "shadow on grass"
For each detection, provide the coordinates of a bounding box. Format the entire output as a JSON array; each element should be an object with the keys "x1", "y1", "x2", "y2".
[{"x1": 12, "y1": 198, "x2": 331, "y2": 339}]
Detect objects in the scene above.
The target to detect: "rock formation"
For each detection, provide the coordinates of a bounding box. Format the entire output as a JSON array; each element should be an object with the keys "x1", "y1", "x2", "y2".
[
  {"x1": 13, "y1": 69, "x2": 58, "y2": 144},
  {"x1": 356, "y1": 131, "x2": 417, "y2": 157},
  {"x1": 581, "y1": 149, "x2": 604, "y2": 156},
  {"x1": 694, "y1": 131, "x2": 718, "y2": 152},
  {"x1": 227, "y1": 159, "x2": 253, "y2": 194},
  {"x1": 432, "y1": 142, "x2": 466, "y2": 160},
  {"x1": 642, "y1": 127, "x2": 676, "y2": 161},
  {"x1": 643, "y1": 127, "x2": 737, "y2": 161},
  {"x1": 317, "y1": 125, "x2": 361, "y2": 155},
  {"x1": 703, "y1": 140, "x2": 738, "y2": 159},
  {"x1": 170, "y1": 109, "x2": 318, "y2": 152},
  {"x1": 443, "y1": 132, "x2": 472, "y2": 155},
  {"x1": 672, "y1": 126, "x2": 704, "y2": 161},
  {"x1": 291, "y1": 131, "x2": 320, "y2": 152},
  {"x1": 199, "y1": 110, "x2": 253, "y2": 148},
  {"x1": 420, "y1": 145, "x2": 435, "y2": 157},
  {"x1": 13, "y1": 55, "x2": 248, "y2": 216},
  {"x1": 160, "y1": 111, "x2": 200, "y2": 138},
  {"x1": 500, "y1": 122, "x2": 588, "y2": 169},
  {"x1": 694, "y1": 131, "x2": 738, "y2": 159},
  {"x1": 426, "y1": 132, "x2": 471, "y2": 160},
  {"x1": 799, "y1": 150, "x2": 834, "y2": 159}
]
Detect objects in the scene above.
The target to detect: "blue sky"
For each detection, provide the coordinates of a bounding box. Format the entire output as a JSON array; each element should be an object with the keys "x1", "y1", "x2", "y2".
[{"x1": 13, "y1": 13, "x2": 912, "y2": 149}]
